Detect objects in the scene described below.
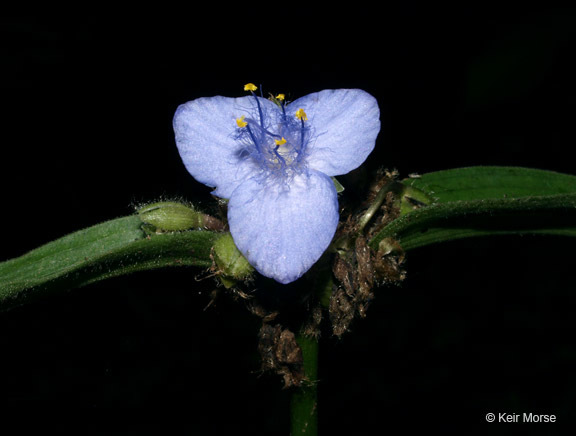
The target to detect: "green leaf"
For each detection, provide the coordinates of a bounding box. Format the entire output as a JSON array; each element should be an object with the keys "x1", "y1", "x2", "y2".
[
  {"x1": 0, "y1": 215, "x2": 218, "y2": 309},
  {"x1": 403, "y1": 166, "x2": 576, "y2": 202},
  {"x1": 371, "y1": 166, "x2": 576, "y2": 251}
]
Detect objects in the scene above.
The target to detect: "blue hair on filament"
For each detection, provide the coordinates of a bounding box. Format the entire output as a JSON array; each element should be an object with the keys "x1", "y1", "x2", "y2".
[{"x1": 235, "y1": 94, "x2": 311, "y2": 176}]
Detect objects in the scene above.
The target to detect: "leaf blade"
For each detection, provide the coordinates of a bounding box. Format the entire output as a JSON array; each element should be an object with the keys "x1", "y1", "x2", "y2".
[
  {"x1": 403, "y1": 166, "x2": 576, "y2": 202},
  {"x1": 371, "y1": 167, "x2": 576, "y2": 251},
  {"x1": 0, "y1": 215, "x2": 219, "y2": 308}
]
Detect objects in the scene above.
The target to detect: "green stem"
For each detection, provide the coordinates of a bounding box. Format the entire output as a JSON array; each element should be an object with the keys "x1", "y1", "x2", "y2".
[
  {"x1": 0, "y1": 215, "x2": 218, "y2": 309},
  {"x1": 289, "y1": 267, "x2": 333, "y2": 436},
  {"x1": 291, "y1": 333, "x2": 319, "y2": 435},
  {"x1": 356, "y1": 180, "x2": 396, "y2": 231}
]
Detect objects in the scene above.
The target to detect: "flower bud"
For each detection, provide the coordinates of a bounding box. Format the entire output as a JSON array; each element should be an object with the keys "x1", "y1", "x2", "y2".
[
  {"x1": 137, "y1": 201, "x2": 204, "y2": 232},
  {"x1": 212, "y1": 233, "x2": 254, "y2": 288}
]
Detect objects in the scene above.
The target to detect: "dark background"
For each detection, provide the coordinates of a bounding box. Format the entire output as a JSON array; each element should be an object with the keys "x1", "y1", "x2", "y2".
[{"x1": 1, "y1": 8, "x2": 576, "y2": 434}]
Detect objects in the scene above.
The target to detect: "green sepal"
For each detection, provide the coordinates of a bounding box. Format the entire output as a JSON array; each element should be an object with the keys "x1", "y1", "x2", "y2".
[
  {"x1": 212, "y1": 233, "x2": 254, "y2": 288},
  {"x1": 331, "y1": 177, "x2": 345, "y2": 193}
]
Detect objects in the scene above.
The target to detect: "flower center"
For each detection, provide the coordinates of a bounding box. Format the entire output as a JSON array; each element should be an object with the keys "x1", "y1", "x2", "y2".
[{"x1": 235, "y1": 85, "x2": 310, "y2": 176}]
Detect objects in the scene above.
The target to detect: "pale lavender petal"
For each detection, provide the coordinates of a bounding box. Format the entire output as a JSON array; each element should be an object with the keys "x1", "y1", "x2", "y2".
[
  {"x1": 227, "y1": 170, "x2": 339, "y2": 284},
  {"x1": 173, "y1": 96, "x2": 275, "y2": 198},
  {"x1": 290, "y1": 89, "x2": 380, "y2": 176}
]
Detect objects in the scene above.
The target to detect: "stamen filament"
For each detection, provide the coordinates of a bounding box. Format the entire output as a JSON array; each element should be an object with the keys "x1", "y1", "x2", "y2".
[
  {"x1": 244, "y1": 83, "x2": 265, "y2": 127},
  {"x1": 273, "y1": 147, "x2": 287, "y2": 167},
  {"x1": 252, "y1": 94, "x2": 265, "y2": 128},
  {"x1": 262, "y1": 127, "x2": 283, "y2": 139},
  {"x1": 300, "y1": 119, "x2": 306, "y2": 152},
  {"x1": 245, "y1": 124, "x2": 261, "y2": 153}
]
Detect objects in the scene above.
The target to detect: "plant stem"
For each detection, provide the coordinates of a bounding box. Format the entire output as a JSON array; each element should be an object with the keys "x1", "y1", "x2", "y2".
[
  {"x1": 290, "y1": 333, "x2": 319, "y2": 435},
  {"x1": 356, "y1": 180, "x2": 397, "y2": 231}
]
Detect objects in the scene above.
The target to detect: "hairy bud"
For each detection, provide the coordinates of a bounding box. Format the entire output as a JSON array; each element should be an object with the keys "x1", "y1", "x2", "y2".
[
  {"x1": 137, "y1": 201, "x2": 223, "y2": 233},
  {"x1": 212, "y1": 233, "x2": 254, "y2": 288}
]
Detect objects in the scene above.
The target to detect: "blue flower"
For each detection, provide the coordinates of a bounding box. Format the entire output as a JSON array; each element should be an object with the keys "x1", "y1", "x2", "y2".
[{"x1": 173, "y1": 85, "x2": 380, "y2": 284}]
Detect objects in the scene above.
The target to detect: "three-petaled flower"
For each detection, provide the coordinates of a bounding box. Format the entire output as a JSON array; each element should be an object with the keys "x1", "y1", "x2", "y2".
[{"x1": 173, "y1": 85, "x2": 380, "y2": 284}]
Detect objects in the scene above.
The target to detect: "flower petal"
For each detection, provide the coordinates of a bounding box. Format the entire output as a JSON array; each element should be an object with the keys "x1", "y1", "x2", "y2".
[
  {"x1": 227, "y1": 170, "x2": 339, "y2": 284},
  {"x1": 173, "y1": 96, "x2": 274, "y2": 198},
  {"x1": 291, "y1": 89, "x2": 380, "y2": 176}
]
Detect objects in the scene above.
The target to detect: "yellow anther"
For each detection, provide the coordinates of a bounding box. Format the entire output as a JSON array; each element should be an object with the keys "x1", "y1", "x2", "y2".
[
  {"x1": 275, "y1": 93, "x2": 285, "y2": 101},
  {"x1": 236, "y1": 115, "x2": 248, "y2": 128},
  {"x1": 275, "y1": 137, "x2": 287, "y2": 146},
  {"x1": 244, "y1": 83, "x2": 258, "y2": 92},
  {"x1": 295, "y1": 108, "x2": 308, "y2": 121}
]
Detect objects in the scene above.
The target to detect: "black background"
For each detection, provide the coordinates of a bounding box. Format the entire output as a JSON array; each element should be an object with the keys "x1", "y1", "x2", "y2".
[{"x1": 1, "y1": 8, "x2": 576, "y2": 435}]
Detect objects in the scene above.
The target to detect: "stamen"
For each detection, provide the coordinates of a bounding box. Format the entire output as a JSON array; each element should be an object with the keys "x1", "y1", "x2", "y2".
[
  {"x1": 296, "y1": 109, "x2": 308, "y2": 153},
  {"x1": 268, "y1": 93, "x2": 287, "y2": 118},
  {"x1": 245, "y1": 125, "x2": 261, "y2": 153},
  {"x1": 273, "y1": 148, "x2": 287, "y2": 167},
  {"x1": 243, "y1": 83, "x2": 264, "y2": 127},
  {"x1": 278, "y1": 94, "x2": 287, "y2": 119},
  {"x1": 235, "y1": 86, "x2": 311, "y2": 173},
  {"x1": 295, "y1": 108, "x2": 308, "y2": 121},
  {"x1": 236, "y1": 116, "x2": 248, "y2": 128},
  {"x1": 253, "y1": 96, "x2": 265, "y2": 128},
  {"x1": 261, "y1": 126, "x2": 282, "y2": 139}
]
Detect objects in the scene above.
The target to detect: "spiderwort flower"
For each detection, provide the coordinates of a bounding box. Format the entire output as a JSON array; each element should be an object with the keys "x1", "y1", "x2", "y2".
[{"x1": 173, "y1": 85, "x2": 380, "y2": 284}]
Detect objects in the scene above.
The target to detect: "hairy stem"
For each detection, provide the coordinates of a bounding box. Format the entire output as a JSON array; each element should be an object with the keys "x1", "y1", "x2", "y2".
[
  {"x1": 357, "y1": 180, "x2": 397, "y2": 231},
  {"x1": 290, "y1": 333, "x2": 319, "y2": 435}
]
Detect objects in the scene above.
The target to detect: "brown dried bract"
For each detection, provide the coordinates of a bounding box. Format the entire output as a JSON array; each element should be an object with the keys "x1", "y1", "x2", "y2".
[
  {"x1": 329, "y1": 287, "x2": 356, "y2": 337},
  {"x1": 364, "y1": 168, "x2": 399, "y2": 206},
  {"x1": 201, "y1": 214, "x2": 226, "y2": 231},
  {"x1": 374, "y1": 238, "x2": 406, "y2": 285},
  {"x1": 300, "y1": 302, "x2": 323, "y2": 339},
  {"x1": 366, "y1": 190, "x2": 402, "y2": 240},
  {"x1": 329, "y1": 236, "x2": 378, "y2": 336},
  {"x1": 354, "y1": 236, "x2": 375, "y2": 318},
  {"x1": 257, "y1": 323, "x2": 305, "y2": 388},
  {"x1": 329, "y1": 169, "x2": 406, "y2": 337},
  {"x1": 248, "y1": 303, "x2": 279, "y2": 323}
]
